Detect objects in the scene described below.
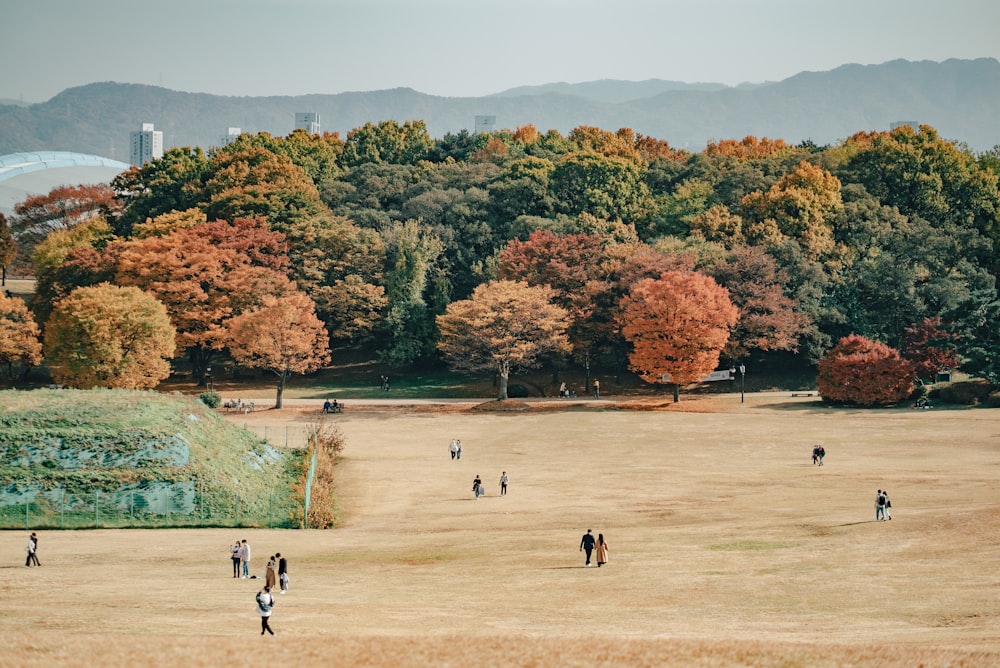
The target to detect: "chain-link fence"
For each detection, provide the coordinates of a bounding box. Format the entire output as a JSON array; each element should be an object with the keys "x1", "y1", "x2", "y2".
[{"x1": 0, "y1": 483, "x2": 303, "y2": 530}]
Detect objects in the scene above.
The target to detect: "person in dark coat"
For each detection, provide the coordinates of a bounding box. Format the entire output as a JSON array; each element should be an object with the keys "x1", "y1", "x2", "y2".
[{"x1": 579, "y1": 529, "x2": 596, "y2": 567}]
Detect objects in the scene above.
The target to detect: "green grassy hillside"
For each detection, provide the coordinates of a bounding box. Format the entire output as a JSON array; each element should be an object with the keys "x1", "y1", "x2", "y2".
[{"x1": 0, "y1": 389, "x2": 300, "y2": 528}]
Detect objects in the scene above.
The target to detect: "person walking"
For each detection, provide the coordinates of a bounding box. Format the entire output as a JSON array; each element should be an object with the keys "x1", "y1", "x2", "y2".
[
  {"x1": 472, "y1": 475, "x2": 483, "y2": 499},
  {"x1": 265, "y1": 556, "x2": 277, "y2": 590},
  {"x1": 580, "y1": 529, "x2": 596, "y2": 567},
  {"x1": 595, "y1": 533, "x2": 609, "y2": 567},
  {"x1": 499, "y1": 471, "x2": 509, "y2": 496},
  {"x1": 593, "y1": 379, "x2": 600, "y2": 399},
  {"x1": 256, "y1": 586, "x2": 276, "y2": 636},
  {"x1": 230, "y1": 539, "x2": 242, "y2": 578},
  {"x1": 456, "y1": 440, "x2": 462, "y2": 460},
  {"x1": 28, "y1": 532, "x2": 40, "y2": 566},
  {"x1": 817, "y1": 446, "x2": 825, "y2": 466},
  {"x1": 875, "y1": 489, "x2": 887, "y2": 521},
  {"x1": 559, "y1": 382, "x2": 567, "y2": 398},
  {"x1": 24, "y1": 534, "x2": 37, "y2": 567},
  {"x1": 449, "y1": 439, "x2": 459, "y2": 460},
  {"x1": 883, "y1": 490, "x2": 892, "y2": 520},
  {"x1": 276, "y1": 553, "x2": 288, "y2": 593},
  {"x1": 240, "y1": 539, "x2": 251, "y2": 578}
]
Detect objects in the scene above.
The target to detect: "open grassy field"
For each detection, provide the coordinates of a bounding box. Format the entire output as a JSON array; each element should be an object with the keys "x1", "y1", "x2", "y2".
[{"x1": 2, "y1": 394, "x2": 999, "y2": 667}]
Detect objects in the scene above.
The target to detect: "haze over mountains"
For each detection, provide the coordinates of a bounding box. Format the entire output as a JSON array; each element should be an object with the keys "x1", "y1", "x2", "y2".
[{"x1": 0, "y1": 58, "x2": 997, "y2": 159}]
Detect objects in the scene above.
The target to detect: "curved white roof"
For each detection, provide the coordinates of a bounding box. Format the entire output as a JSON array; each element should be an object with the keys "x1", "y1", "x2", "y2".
[{"x1": 0, "y1": 151, "x2": 131, "y2": 218}]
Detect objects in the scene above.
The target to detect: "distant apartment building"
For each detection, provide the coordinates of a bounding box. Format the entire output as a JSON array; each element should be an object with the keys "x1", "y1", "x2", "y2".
[
  {"x1": 222, "y1": 127, "x2": 242, "y2": 146},
  {"x1": 129, "y1": 122, "x2": 163, "y2": 167},
  {"x1": 474, "y1": 115, "x2": 496, "y2": 134},
  {"x1": 295, "y1": 112, "x2": 321, "y2": 134}
]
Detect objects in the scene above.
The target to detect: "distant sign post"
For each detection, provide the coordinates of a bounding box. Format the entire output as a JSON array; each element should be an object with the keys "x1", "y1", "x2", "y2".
[{"x1": 739, "y1": 364, "x2": 746, "y2": 403}]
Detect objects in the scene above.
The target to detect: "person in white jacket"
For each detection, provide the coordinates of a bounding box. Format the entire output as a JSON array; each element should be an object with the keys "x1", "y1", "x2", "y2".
[{"x1": 256, "y1": 586, "x2": 276, "y2": 636}]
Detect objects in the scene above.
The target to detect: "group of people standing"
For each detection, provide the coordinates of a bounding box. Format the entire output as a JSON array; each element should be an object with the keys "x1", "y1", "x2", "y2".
[
  {"x1": 229, "y1": 539, "x2": 288, "y2": 636},
  {"x1": 579, "y1": 529, "x2": 609, "y2": 567}
]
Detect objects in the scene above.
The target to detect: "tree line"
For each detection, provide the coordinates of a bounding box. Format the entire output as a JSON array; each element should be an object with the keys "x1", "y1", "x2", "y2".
[{"x1": 1, "y1": 120, "x2": 998, "y2": 404}]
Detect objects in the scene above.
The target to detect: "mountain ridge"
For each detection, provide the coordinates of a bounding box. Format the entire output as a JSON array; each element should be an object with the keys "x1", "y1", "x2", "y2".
[{"x1": 0, "y1": 58, "x2": 996, "y2": 157}]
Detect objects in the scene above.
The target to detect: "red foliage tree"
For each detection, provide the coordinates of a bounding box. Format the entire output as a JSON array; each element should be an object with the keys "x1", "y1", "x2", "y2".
[
  {"x1": 900, "y1": 316, "x2": 961, "y2": 382},
  {"x1": 817, "y1": 334, "x2": 916, "y2": 406}
]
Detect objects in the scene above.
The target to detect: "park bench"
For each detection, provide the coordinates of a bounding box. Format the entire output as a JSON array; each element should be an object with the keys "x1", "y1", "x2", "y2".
[{"x1": 791, "y1": 392, "x2": 817, "y2": 397}]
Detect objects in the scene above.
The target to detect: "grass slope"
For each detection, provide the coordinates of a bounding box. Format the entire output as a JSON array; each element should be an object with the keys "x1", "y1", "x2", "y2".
[{"x1": 0, "y1": 389, "x2": 296, "y2": 527}]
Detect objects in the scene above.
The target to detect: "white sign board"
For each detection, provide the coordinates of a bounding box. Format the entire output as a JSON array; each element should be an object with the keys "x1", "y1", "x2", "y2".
[{"x1": 661, "y1": 369, "x2": 734, "y2": 383}]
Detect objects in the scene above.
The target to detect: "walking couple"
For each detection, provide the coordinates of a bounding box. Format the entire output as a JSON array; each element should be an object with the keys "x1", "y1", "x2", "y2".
[{"x1": 579, "y1": 529, "x2": 609, "y2": 567}]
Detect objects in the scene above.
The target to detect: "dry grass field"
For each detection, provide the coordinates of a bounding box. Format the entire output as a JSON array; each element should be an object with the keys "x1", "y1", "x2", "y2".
[{"x1": 3, "y1": 393, "x2": 999, "y2": 667}]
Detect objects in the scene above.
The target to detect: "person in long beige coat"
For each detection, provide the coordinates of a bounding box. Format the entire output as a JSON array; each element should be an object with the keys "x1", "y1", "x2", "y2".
[
  {"x1": 596, "y1": 533, "x2": 609, "y2": 567},
  {"x1": 265, "y1": 556, "x2": 277, "y2": 589}
]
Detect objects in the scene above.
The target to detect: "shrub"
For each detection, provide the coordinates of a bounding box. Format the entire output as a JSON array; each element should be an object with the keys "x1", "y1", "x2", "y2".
[
  {"x1": 817, "y1": 334, "x2": 915, "y2": 406},
  {"x1": 507, "y1": 384, "x2": 530, "y2": 398},
  {"x1": 198, "y1": 391, "x2": 221, "y2": 408},
  {"x1": 291, "y1": 422, "x2": 345, "y2": 529},
  {"x1": 936, "y1": 380, "x2": 995, "y2": 406}
]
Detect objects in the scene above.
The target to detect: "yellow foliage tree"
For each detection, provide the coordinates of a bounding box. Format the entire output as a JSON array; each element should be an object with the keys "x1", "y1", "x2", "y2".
[
  {"x1": 44, "y1": 284, "x2": 176, "y2": 389},
  {"x1": 436, "y1": 280, "x2": 571, "y2": 400},
  {"x1": 0, "y1": 292, "x2": 43, "y2": 382}
]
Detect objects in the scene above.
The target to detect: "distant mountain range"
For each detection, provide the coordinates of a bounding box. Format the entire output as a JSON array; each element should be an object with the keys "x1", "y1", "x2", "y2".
[{"x1": 1, "y1": 58, "x2": 997, "y2": 159}]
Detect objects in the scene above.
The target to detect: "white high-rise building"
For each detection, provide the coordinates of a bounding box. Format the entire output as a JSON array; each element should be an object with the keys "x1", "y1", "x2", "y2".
[
  {"x1": 295, "y1": 112, "x2": 321, "y2": 135},
  {"x1": 222, "y1": 127, "x2": 242, "y2": 146},
  {"x1": 129, "y1": 122, "x2": 163, "y2": 166}
]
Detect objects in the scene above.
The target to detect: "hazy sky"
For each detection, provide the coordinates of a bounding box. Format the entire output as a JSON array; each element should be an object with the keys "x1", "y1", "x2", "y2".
[{"x1": 3, "y1": 0, "x2": 998, "y2": 103}]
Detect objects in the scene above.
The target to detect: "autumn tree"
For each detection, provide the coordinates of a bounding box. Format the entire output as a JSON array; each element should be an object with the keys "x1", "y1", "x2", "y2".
[
  {"x1": 225, "y1": 291, "x2": 331, "y2": 408},
  {"x1": 0, "y1": 212, "x2": 16, "y2": 285},
  {"x1": 202, "y1": 147, "x2": 328, "y2": 232},
  {"x1": 44, "y1": 284, "x2": 176, "y2": 389},
  {"x1": 619, "y1": 270, "x2": 739, "y2": 401},
  {"x1": 816, "y1": 334, "x2": 915, "y2": 406},
  {"x1": 498, "y1": 230, "x2": 609, "y2": 380},
  {"x1": 11, "y1": 183, "x2": 120, "y2": 243},
  {"x1": 436, "y1": 280, "x2": 571, "y2": 400},
  {"x1": 705, "y1": 245, "x2": 810, "y2": 360},
  {"x1": 0, "y1": 292, "x2": 43, "y2": 383},
  {"x1": 900, "y1": 316, "x2": 960, "y2": 383},
  {"x1": 115, "y1": 218, "x2": 294, "y2": 381},
  {"x1": 740, "y1": 161, "x2": 843, "y2": 259}
]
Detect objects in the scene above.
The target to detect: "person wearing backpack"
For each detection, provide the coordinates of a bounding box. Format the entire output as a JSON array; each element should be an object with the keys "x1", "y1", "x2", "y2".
[
  {"x1": 875, "y1": 489, "x2": 887, "y2": 521},
  {"x1": 256, "y1": 585, "x2": 276, "y2": 636}
]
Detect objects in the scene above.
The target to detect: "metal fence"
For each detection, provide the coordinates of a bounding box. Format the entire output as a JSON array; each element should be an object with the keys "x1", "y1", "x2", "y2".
[{"x1": 0, "y1": 484, "x2": 304, "y2": 531}]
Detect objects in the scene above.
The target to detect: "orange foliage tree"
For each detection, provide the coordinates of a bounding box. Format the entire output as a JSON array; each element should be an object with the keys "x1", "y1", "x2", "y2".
[
  {"x1": 225, "y1": 291, "x2": 331, "y2": 408},
  {"x1": 436, "y1": 280, "x2": 570, "y2": 400},
  {"x1": 0, "y1": 292, "x2": 43, "y2": 382},
  {"x1": 619, "y1": 271, "x2": 739, "y2": 401},
  {"x1": 114, "y1": 217, "x2": 292, "y2": 382},
  {"x1": 817, "y1": 334, "x2": 916, "y2": 406},
  {"x1": 43, "y1": 284, "x2": 176, "y2": 389}
]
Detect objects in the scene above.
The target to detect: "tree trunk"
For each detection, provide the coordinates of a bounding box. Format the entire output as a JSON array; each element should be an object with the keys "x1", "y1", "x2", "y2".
[
  {"x1": 275, "y1": 371, "x2": 288, "y2": 409},
  {"x1": 497, "y1": 372, "x2": 509, "y2": 401},
  {"x1": 673, "y1": 383, "x2": 680, "y2": 403}
]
